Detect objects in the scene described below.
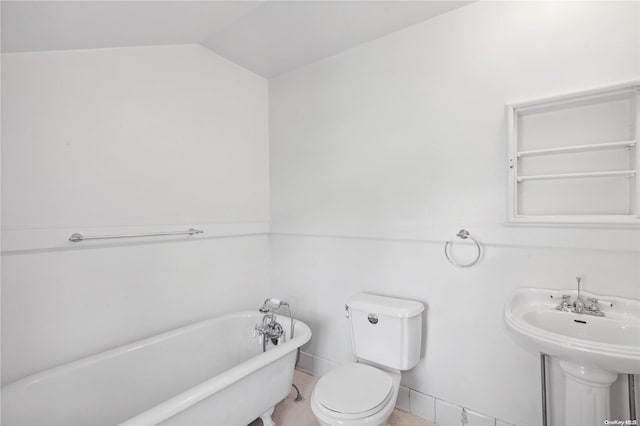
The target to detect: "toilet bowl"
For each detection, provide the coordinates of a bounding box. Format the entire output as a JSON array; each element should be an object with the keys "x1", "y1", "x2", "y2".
[
  {"x1": 310, "y1": 362, "x2": 401, "y2": 426},
  {"x1": 310, "y1": 293, "x2": 424, "y2": 426}
]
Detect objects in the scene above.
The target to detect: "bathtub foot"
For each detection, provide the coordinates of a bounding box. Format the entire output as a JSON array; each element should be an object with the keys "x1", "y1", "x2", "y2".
[{"x1": 259, "y1": 407, "x2": 275, "y2": 426}]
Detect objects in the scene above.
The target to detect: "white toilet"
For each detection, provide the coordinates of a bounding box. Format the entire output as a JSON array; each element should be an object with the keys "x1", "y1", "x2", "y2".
[{"x1": 310, "y1": 293, "x2": 424, "y2": 426}]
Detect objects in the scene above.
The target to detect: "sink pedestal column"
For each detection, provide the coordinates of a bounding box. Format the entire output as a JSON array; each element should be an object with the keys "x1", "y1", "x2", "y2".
[{"x1": 559, "y1": 360, "x2": 618, "y2": 426}]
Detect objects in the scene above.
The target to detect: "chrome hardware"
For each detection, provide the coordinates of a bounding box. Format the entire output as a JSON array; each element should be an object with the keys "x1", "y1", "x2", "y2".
[
  {"x1": 554, "y1": 279, "x2": 605, "y2": 317},
  {"x1": 576, "y1": 276, "x2": 583, "y2": 298},
  {"x1": 254, "y1": 313, "x2": 284, "y2": 347},
  {"x1": 585, "y1": 297, "x2": 605, "y2": 316},
  {"x1": 367, "y1": 313, "x2": 378, "y2": 324},
  {"x1": 254, "y1": 299, "x2": 294, "y2": 350},
  {"x1": 574, "y1": 276, "x2": 585, "y2": 313},
  {"x1": 557, "y1": 294, "x2": 572, "y2": 311},
  {"x1": 629, "y1": 375, "x2": 637, "y2": 423},
  {"x1": 444, "y1": 229, "x2": 482, "y2": 268},
  {"x1": 457, "y1": 229, "x2": 469, "y2": 239},
  {"x1": 540, "y1": 353, "x2": 549, "y2": 426},
  {"x1": 68, "y1": 228, "x2": 203, "y2": 242},
  {"x1": 345, "y1": 304, "x2": 350, "y2": 318},
  {"x1": 265, "y1": 320, "x2": 284, "y2": 345},
  {"x1": 253, "y1": 324, "x2": 265, "y2": 344},
  {"x1": 555, "y1": 303, "x2": 605, "y2": 317},
  {"x1": 259, "y1": 299, "x2": 271, "y2": 314}
]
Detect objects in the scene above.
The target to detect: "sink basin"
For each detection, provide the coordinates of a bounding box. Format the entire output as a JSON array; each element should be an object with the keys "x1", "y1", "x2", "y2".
[
  {"x1": 505, "y1": 288, "x2": 640, "y2": 374},
  {"x1": 522, "y1": 310, "x2": 637, "y2": 346}
]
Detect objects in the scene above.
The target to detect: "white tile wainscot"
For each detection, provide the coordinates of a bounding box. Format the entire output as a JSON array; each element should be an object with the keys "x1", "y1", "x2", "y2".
[
  {"x1": 435, "y1": 399, "x2": 495, "y2": 426},
  {"x1": 295, "y1": 351, "x2": 519, "y2": 426},
  {"x1": 396, "y1": 386, "x2": 411, "y2": 412},
  {"x1": 410, "y1": 389, "x2": 436, "y2": 422},
  {"x1": 296, "y1": 351, "x2": 330, "y2": 377}
]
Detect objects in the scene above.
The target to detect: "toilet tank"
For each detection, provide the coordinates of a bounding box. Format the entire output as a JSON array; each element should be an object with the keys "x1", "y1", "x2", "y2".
[{"x1": 347, "y1": 293, "x2": 424, "y2": 370}]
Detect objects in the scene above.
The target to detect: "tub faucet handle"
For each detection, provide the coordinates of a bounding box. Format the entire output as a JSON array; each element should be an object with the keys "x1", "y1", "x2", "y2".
[{"x1": 253, "y1": 324, "x2": 265, "y2": 345}]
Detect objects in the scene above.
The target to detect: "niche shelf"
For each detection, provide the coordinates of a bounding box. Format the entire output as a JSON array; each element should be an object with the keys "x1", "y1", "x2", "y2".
[{"x1": 507, "y1": 81, "x2": 640, "y2": 225}]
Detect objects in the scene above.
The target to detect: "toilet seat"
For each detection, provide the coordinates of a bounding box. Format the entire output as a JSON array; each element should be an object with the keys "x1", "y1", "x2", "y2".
[{"x1": 314, "y1": 363, "x2": 393, "y2": 418}]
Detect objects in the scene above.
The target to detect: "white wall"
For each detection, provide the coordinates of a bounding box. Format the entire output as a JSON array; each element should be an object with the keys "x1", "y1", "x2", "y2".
[
  {"x1": 2, "y1": 44, "x2": 268, "y2": 228},
  {"x1": 1, "y1": 44, "x2": 270, "y2": 384},
  {"x1": 269, "y1": 2, "x2": 640, "y2": 426}
]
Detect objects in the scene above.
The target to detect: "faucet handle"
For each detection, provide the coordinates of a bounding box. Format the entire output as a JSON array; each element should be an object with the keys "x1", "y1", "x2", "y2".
[
  {"x1": 253, "y1": 325, "x2": 265, "y2": 344},
  {"x1": 559, "y1": 294, "x2": 572, "y2": 309},
  {"x1": 588, "y1": 298, "x2": 600, "y2": 311}
]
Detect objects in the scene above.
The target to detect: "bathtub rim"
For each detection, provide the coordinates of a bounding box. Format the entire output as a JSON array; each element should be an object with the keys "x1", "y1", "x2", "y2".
[
  {"x1": 119, "y1": 313, "x2": 311, "y2": 426},
  {"x1": 2, "y1": 310, "x2": 311, "y2": 425}
]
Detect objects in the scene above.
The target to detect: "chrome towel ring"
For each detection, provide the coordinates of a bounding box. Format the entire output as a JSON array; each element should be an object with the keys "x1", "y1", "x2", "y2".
[{"x1": 444, "y1": 229, "x2": 482, "y2": 268}]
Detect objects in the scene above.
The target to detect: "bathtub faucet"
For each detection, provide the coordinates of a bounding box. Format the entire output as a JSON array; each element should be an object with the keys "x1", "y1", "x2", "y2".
[
  {"x1": 254, "y1": 312, "x2": 284, "y2": 347},
  {"x1": 259, "y1": 298, "x2": 289, "y2": 314},
  {"x1": 258, "y1": 298, "x2": 275, "y2": 314},
  {"x1": 256, "y1": 299, "x2": 295, "y2": 342}
]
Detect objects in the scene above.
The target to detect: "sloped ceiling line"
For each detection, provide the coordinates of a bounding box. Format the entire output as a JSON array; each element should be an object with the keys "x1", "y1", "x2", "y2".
[{"x1": 1, "y1": 1, "x2": 472, "y2": 78}]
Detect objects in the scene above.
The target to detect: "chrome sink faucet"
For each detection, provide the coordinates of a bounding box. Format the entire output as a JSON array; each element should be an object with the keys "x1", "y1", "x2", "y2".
[
  {"x1": 574, "y1": 276, "x2": 585, "y2": 313},
  {"x1": 555, "y1": 276, "x2": 605, "y2": 317}
]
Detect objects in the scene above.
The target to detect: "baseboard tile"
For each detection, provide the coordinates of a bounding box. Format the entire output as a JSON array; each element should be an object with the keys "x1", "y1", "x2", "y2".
[{"x1": 396, "y1": 385, "x2": 411, "y2": 412}]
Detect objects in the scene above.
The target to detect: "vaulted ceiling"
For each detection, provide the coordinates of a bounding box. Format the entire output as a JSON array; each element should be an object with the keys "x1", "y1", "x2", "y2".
[{"x1": 1, "y1": 1, "x2": 472, "y2": 78}]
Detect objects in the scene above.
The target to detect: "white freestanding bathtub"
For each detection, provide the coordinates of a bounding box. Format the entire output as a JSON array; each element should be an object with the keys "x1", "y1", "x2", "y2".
[{"x1": 1, "y1": 311, "x2": 311, "y2": 426}]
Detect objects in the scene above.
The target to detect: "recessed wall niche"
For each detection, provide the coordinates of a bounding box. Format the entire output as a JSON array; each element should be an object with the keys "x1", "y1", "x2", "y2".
[{"x1": 507, "y1": 82, "x2": 639, "y2": 224}]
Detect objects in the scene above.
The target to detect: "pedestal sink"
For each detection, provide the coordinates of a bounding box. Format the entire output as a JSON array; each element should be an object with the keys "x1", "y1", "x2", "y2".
[{"x1": 505, "y1": 288, "x2": 640, "y2": 426}]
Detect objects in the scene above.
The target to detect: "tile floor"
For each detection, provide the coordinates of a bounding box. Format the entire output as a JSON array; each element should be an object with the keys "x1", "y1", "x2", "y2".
[{"x1": 248, "y1": 370, "x2": 435, "y2": 426}]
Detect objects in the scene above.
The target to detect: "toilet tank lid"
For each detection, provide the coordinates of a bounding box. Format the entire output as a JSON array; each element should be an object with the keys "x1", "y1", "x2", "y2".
[{"x1": 348, "y1": 293, "x2": 424, "y2": 318}]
